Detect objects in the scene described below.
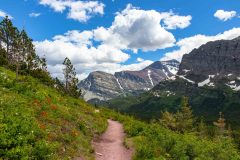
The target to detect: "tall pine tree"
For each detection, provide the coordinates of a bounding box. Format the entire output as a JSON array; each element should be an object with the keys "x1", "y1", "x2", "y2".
[
  {"x1": 62, "y1": 57, "x2": 81, "y2": 98},
  {"x1": 175, "y1": 97, "x2": 194, "y2": 133}
]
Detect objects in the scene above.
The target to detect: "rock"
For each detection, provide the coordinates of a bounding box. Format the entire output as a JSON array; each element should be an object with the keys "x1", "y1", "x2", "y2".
[
  {"x1": 78, "y1": 60, "x2": 180, "y2": 102},
  {"x1": 178, "y1": 36, "x2": 240, "y2": 83}
]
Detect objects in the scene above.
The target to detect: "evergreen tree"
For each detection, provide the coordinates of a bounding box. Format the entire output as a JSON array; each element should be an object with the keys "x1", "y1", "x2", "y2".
[
  {"x1": 175, "y1": 97, "x2": 194, "y2": 133},
  {"x1": 62, "y1": 57, "x2": 81, "y2": 98},
  {"x1": 0, "y1": 48, "x2": 8, "y2": 66},
  {"x1": 213, "y1": 112, "x2": 226, "y2": 137},
  {"x1": 0, "y1": 16, "x2": 16, "y2": 63},
  {"x1": 12, "y1": 29, "x2": 22, "y2": 80},
  {"x1": 197, "y1": 118, "x2": 207, "y2": 138},
  {"x1": 160, "y1": 111, "x2": 177, "y2": 131}
]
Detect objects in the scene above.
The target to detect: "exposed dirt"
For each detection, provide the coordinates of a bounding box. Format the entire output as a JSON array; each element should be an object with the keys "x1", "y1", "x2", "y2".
[{"x1": 93, "y1": 119, "x2": 133, "y2": 160}]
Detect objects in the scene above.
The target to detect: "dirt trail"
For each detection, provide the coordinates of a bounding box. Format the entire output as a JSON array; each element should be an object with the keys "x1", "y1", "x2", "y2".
[{"x1": 93, "y1": 119, "x2": 133, "y2": 160}]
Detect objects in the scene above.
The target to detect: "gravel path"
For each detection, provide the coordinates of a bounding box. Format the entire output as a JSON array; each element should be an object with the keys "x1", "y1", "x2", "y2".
[{"x1": 93, "y1": 119, "x2": 133, "y2": 160}]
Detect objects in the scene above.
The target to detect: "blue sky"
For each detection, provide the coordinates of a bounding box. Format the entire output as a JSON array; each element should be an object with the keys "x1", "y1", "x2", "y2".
[{"x1": 1, "y1": 0, "x2": 240, "y2": 79}]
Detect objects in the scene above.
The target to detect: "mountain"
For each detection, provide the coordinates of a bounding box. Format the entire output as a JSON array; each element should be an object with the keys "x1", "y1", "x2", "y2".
[
  {"x1": 78, "y1": 59, "x2": 179, "y2": 102},
  {"x1": 105, "y1": 37, "x2": 240, "y2": 127},
  {"x1": 178, "y1": 36, "x2": 240, "y2": 90}
]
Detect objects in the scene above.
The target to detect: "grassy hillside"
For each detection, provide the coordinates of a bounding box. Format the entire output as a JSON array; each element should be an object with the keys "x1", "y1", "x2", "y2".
[{"x1": 0, "y1": 67, "x2": 107, "y2": 159}]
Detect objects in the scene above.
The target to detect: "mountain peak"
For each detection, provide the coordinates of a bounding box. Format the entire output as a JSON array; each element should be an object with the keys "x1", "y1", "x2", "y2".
[
  {"x1": 79, "y1": 60, "x2": 180, "y2": 102},
  {"x1": 178, "y1": 36, "x2": 240, "y2": 86}
]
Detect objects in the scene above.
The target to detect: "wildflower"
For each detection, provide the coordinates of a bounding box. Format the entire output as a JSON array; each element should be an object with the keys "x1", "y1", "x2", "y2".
[
  {"x1": 39, "y1": 123, "x2": 46, "y2": 130},
  {"x1": 40, "y1": 111, "x2": 48, "y2": 117},
  {"x1": 51, "y1": 105, "x2": 58, "y2": 110}
]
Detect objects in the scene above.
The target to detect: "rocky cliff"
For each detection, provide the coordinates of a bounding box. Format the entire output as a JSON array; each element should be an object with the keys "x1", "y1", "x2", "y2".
[
  {"x1": 177, "y1": 37, "x2": 240, "y2": 90},
  {"x1": 178, "y1": 37, "x2": 240, "y2": 83},
  {"x1": 78, "y1": 60, "x2": 179, "y2": 102}
]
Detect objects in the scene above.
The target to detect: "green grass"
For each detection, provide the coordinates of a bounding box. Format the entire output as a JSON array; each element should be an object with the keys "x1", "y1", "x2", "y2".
[
  {"x1": 0, "y1": 67, "x2": 108, "y2": 159},
  {"x1": 103, "y1": 109, "x2": 240, "y2": 160}
]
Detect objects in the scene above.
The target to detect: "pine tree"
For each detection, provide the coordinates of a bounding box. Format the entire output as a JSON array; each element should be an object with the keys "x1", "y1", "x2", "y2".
[
  {"x1": 0, "y1": 16, "x2": 16, "y2": 63},
  {"x1": 62, "y1": 57, "x2": 81, "y2": 98},
  {"x1": 175, "y1": 97, "x2": 194, "y2": 133},
  {"x1": 160, "y1": 111, "x2": 177, "y2": 130},
  {"x1": 12, "y1": 29, "x2": 22, "y2": 80},
  {"x1": 197, "y1": 118, "x2": 207, "y2": 138},
  {"x1": 213, "y1": 112, "x2": 226, "y2": 137}
]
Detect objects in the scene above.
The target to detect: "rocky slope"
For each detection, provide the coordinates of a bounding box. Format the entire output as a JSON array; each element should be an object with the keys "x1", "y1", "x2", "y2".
[
  {"x1": 178, "y1": 36, "x2": 240, "y2": 90},
  {"x1": 78, "y1": 60, "x2": 179, "y2": 102}
]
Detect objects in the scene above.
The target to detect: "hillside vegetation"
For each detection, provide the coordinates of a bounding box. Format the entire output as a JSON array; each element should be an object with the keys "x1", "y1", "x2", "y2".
[
  {"x1": 0, "y1": 67, "x2": 107, "y2": 159},
  {"x1": 105, "y1": 110, "x2": 240, "y2": 160}
]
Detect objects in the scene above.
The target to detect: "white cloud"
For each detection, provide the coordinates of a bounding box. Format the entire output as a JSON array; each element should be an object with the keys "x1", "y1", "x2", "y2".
[
  {"x1": 161, "y1": 11, "x2": 192, "y2": 29},
  {"x1": 35, "y1": 4, "x2": 192, "y2": 80},
  {"x1": 46, "y1": 60, "x2": 153, "y2": 81},
  {"x1": 136, "y1": 57, "x2": 144, "y2": 62},
  {"x1": 29, "y1": 12, "x2": 41, "y2": 17},
  {"x1": 39, "y1": 0, "x2": 105, "y2": 22},
  {"x1": 93, "y1": 4, "x2": 192, "y2": 53},
  {"x1": 161, "y1": 28, "x2": 240, "y2": 61},
  {"x1": 0, "y1": 10, "x2": 13, "y2": 19},
  {"x1": 34, "y1": 28, "x2": 156, "y2": 80},
  {"x1": 214, "y1": 10, "x2": 237, "y2": 21}
]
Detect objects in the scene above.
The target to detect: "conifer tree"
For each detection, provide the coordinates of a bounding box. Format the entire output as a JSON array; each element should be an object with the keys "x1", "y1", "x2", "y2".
[
  {"x1": 175, "y1": 97, "x2": 194, "y2": 133},
  {"x1": 197, "y1": 118, "x2": 207, "y2": 138},
  {"x1": 0, "y1": 16, "x2": 16, "y2": 62},
  {"x1": 62, "y1": 57, "x2": 81, "y2": 98},
  {"x1": 160, "y1": 111, "x2": 177, "y2": 130},
  {"x1": 213, "y1": 112, "x2": 226, "y2": 136}
]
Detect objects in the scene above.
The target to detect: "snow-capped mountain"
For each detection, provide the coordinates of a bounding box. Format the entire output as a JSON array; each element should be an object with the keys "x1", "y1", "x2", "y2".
[
  {"x1": 78, "y1": 59, "x2": 180, "y2": 102},
  {"x1": 177, "y1": 36, "x2": 240, "y2": 90}
]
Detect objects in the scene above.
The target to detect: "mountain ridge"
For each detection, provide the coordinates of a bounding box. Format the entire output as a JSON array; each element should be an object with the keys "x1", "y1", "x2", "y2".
[{"x1": 78, "y1": 59, "x2": 180, "y2": 102}]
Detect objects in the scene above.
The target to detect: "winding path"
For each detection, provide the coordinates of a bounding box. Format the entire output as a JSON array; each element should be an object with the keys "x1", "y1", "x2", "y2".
[{"x1": 93, "y1": 119, "x2": 133, "y2": 160}]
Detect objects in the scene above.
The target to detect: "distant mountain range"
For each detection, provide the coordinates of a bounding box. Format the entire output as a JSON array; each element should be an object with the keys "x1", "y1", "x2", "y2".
[
  {"x1": 78, "y1": 59, "x2": 180, "y2": 102},
  {"x1": 104, "y1": 36, "x2": 240, "y2": 126}
]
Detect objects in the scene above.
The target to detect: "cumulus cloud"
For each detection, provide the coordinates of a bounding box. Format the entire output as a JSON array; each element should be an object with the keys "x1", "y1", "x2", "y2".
[
  {"x1": 35, "y1": 4, "x2": 192, "y2": 80},
  {"x1": 34, "y1": 29, "x2": 154, "y2": 80},
  {"x1": 39, "y1": 0, "x2": 105, "y2": 22},
  {"x1": 29, "y1": 12, "x2": 41, "y2": 17},
  {"x1": 45, "y1": 60, "x2": 153, "y2": 81},
  {"x1": 214, "y1": 10, "x2": 237, "y2": 21},
  {"x1": 161, "y1": 28, "x2": 240, "y2": 61},
  {"x1": 0, "y1": 10, "x2": 13, "y2": 19},
  {"x1": 34, "y1": 31, "x2": 130, "y2": 66},
  {"x1": 161, "y1": 11, "x2": 192, "y2": 29},
  {"x1": 93, "y1": 4, "x2": 191, "y2": 53},
  {"x1": 136, "y1": 57, "x2": 144, "y2": 62}
]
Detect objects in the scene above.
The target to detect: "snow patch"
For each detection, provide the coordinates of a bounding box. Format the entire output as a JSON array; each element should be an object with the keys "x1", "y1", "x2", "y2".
[
  {"x1": 162, "y1": 69, "x2": 169, "y2": 78},
  {"x1": 169, "y1": 76, "x2": 176, "y2": 80},
  {"x1": 116, "y1": 78, "x2": 123, "y2": 90},
  {"x1": 183, "y1": 69, "x2": 190, "y2": 73},
  {"x1": 208, "y1": 83, "x2": 215, "y2": 87},
  {"x1": 178, "y1": 75, "x2": 195, "y2": 84},
  {"x1": 166, "y1": 65, "x2": 178, "y2": 75},
  {"x1": 148, "y1": 70, "x2": 154, "y2": 87},
  {"x1": 226, "y1": 83, "x2": 240, "y2": 91},
  {"x1": 230, "y1": 81, "x2": 235, "y2": 84},
  {"x1": 198, "y1": 75, "x2": 215, "y2": 87}
]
